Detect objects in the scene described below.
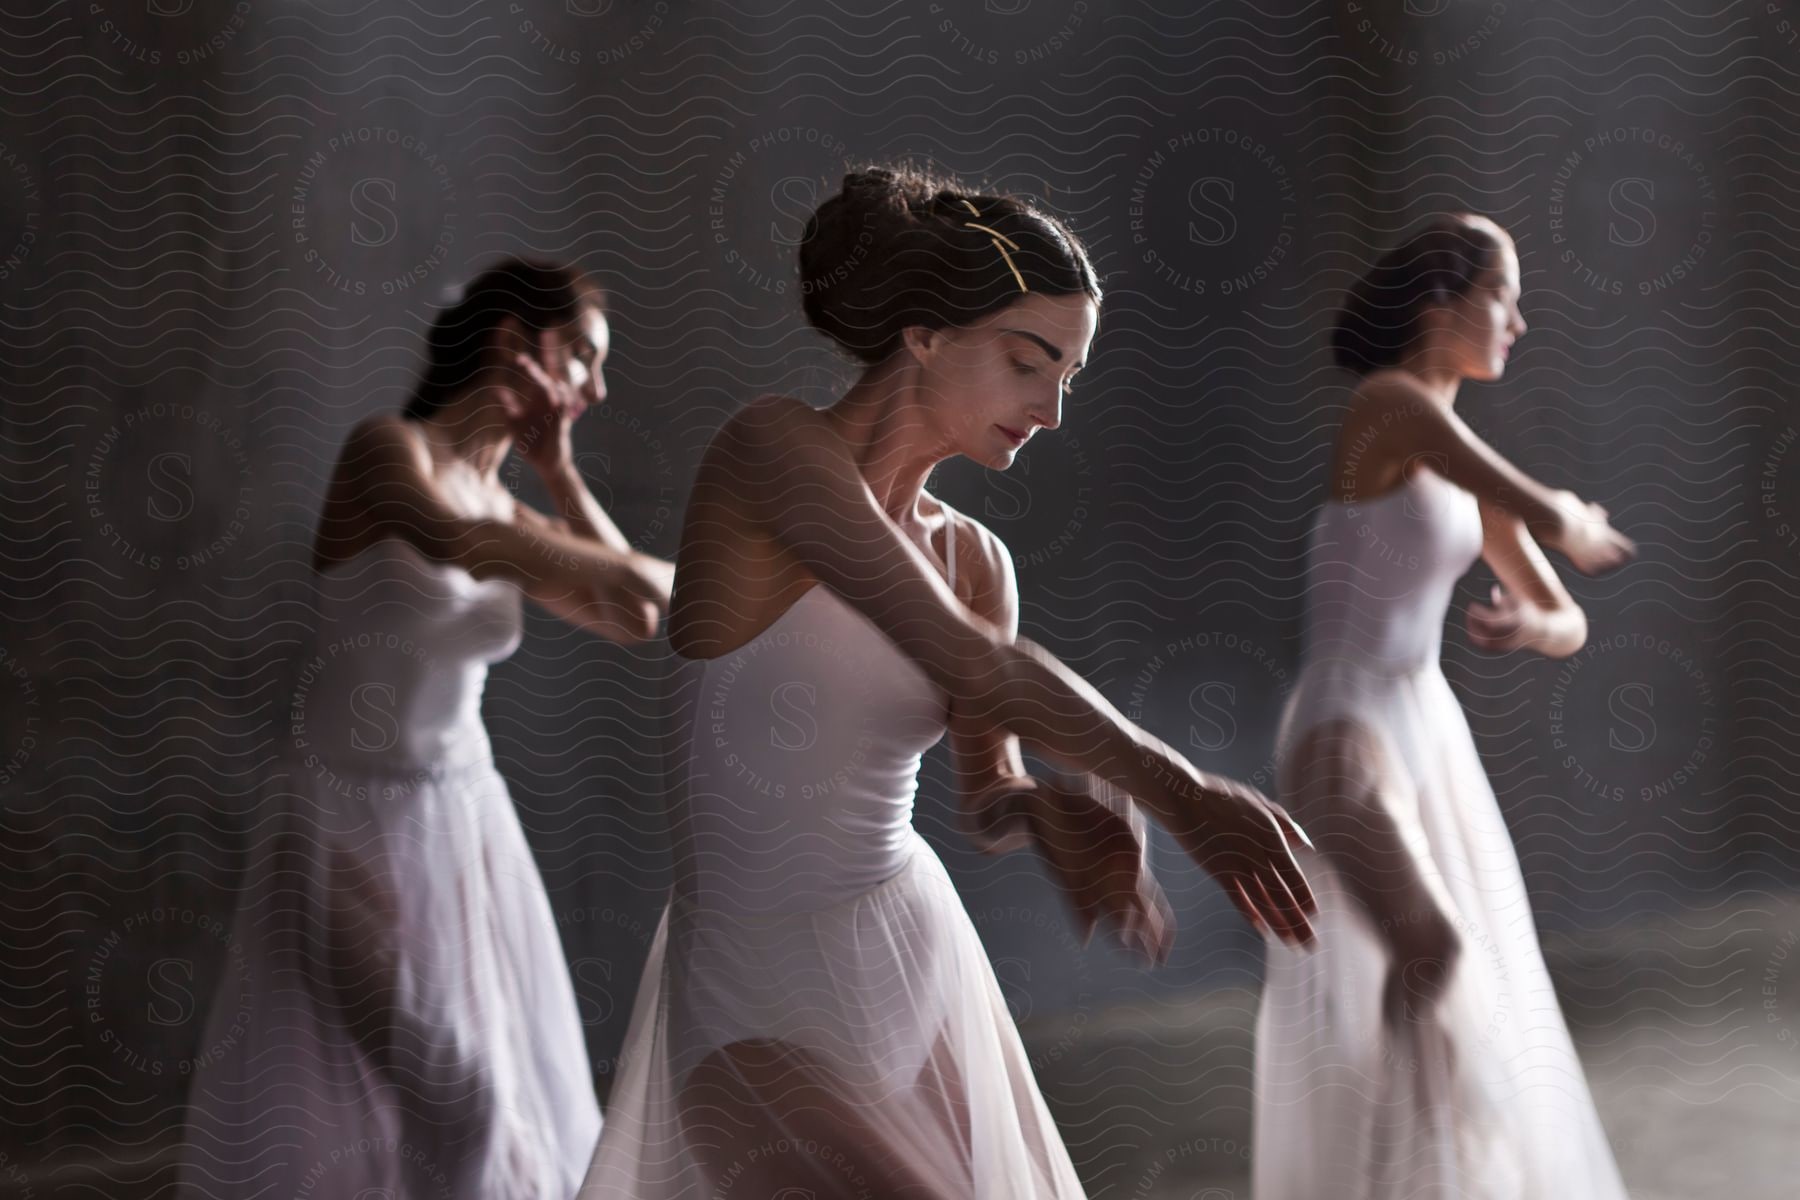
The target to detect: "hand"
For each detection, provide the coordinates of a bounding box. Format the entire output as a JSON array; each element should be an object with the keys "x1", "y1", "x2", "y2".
[
  {"x1": 961, "y1": 774, "x2": 1040, "y2": 856},
  {"x1": 503, "y1": 332, "x2": 586, "y2": 471},
  {"x1": 566, "y1": 553, "x2": 673, "y2": 639},
  {"x1": 625, "y1": 552, "x2": 676, "y2": 612},
  {"x1": 1465, "y1": 583, "x2": 1538, "y2": 654},
  {"x1": 606, "y1": 552, "x2": 673, "y2": 620},
  {"x1": 1158, "y1": 768, "x2": 1319, "y2": 949},
  {"x1": 1541, "y1": 489, "x2": 1635, "y2": 576},
  {"x1": 1024, "y1": 774, "x2": 1176, "y2": 967}
]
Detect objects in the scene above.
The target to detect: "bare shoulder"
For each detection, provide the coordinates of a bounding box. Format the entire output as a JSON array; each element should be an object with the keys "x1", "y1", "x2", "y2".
[
  {"x1": 931, "y1": 497, "x2": 1019, "y2": 630},
  {"x1": 339, "y1": 411, "x2": 432, "y2": 478},
  {"x1": 715, "y1": 392, "x2": 829, "y2": 454},
  {"x1": 1349, "y1": 368, "x2": 1443, "y2": 426},
  {"x1": 314, "y1": 413, "x2": 435, "y2": 568},
  {"x1": 1334, "y1": 369, "x2": 1454, "y2": 496}
]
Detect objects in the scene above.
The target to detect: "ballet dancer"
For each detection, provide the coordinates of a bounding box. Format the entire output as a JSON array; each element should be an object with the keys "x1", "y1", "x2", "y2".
[
  {"x1": 177, "y1": 259, "x2": 672, "y2": 1198},
  {"x1": 579, "y1": 167, "x2": 1318, "y2": 1199},
  {"x1": 1253, "y1": 214, "x2": 1635, "y2": 1198}
]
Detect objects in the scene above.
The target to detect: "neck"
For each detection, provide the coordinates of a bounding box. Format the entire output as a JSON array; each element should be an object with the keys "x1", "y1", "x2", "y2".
[
  {"x1": 413, "y1": 386, "x2": 513, "y2": 480},
  {"x1": 1395, "y1": 349, "x2": 1463, "y2": 408},
  {"x1": 824, "y1": 354, "x2": 954, "y2": 524}
]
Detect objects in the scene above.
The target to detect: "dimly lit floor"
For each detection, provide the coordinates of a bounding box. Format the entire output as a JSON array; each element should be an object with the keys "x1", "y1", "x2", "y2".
[
  {"x1": 15, "y1": 897, "x2": 1799, "y2": 1198},
  {"x1": 1021, "y1": 896, "x2": 1800, "y2": 1199}
]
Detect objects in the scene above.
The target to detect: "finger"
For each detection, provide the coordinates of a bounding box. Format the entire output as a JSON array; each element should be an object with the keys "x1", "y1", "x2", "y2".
[
  {"x1": 1264, "y1": 832, "x2": 1318, "y2": 917},
  {"x1": 1127, "y1": 895, "x2": 1153, "y2": 960},
  {"x1": 1265, "y1": 802, "x2": 1315, "y2": 854},
  {"x1": 1260, "y1": 869, "x2": 1317, "y2": 947},
  {"x1": 1119, "y1": 905, "x2": 1147, "y2": 960},
  {"x1": 1228, "y1": 876, "x2": 1268, "y2": 937},
  {"x1": 512, "y1": 352, "x2": 554, "y2": 394},
  {"x1": 1141, "y1": 888, "x2": 1172, "y2": 965},
  {"x1": 1248, "y1": 873, "x2": 1299, "y2": 942},
  {"x1": 1466, "y1": 609, "x2": 1502, "y2": 634},
  {"x1": 1473, "y1": 605, "x2": 1522, "y2": 630},
  {"x1": 1155, "y1": 889, "x2": 1177, "y2": 964},
  {"x1": 1264, "y1": 871, "x2": 1316, "y2": 946}
]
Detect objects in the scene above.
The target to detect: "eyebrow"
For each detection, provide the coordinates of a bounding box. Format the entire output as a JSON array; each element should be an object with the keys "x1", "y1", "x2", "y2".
[{"x1": 1002, "y1": 328, "x2": 1084, "y2": 371}]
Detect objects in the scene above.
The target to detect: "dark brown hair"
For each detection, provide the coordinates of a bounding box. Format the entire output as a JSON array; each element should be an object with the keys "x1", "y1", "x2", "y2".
[
  {"x1": 1331, "y1": 215, "x2": 1509, "y2": 377},
  {"x1": 404, "y1": 258, "x2": 605, "y2": 420},
  {"x1": 798, "y1": 166, "x2": 1101, "y2": 364}
]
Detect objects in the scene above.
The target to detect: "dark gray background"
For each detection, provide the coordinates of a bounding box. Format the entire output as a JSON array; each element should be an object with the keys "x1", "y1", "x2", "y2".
[{"x1": 3, "y1": 0, "x2": 1796, "y2": 1192}]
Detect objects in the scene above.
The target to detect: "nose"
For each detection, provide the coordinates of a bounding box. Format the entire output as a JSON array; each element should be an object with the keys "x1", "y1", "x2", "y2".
[{"x1": 1030, "y1": 389, "x2": 1063, "y2": 433}]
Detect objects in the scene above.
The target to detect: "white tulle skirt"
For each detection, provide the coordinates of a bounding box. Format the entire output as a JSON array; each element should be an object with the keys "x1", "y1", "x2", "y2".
[
  {"x1": 578, "y1": 830, "x2": 1086, "y2": 1199},
  {"x1": 176, "y1": 747, "x2": 601, "y2": 1199},
  {"x1": 1253, "y1": 656, "x2": 1629, "y2": 1199}
]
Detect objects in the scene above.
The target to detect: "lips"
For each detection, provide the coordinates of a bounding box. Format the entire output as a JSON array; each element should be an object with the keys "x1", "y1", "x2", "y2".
[{"x1": 996, "y1": 424, "x2": 1028, "y2": 446}]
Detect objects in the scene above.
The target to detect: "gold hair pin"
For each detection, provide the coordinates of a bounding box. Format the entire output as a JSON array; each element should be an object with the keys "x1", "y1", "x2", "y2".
[{"x1": 960, "y1": 199, "x2": 1028, "y2": 293}]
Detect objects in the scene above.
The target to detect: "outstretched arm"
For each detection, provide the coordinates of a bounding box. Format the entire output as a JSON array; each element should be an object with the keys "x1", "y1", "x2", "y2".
[
  {"x1": 332, "y1": 415, "x2": 665, "y2": 643},
  {"x1": 1362, "y1": 372, "x2": 1634, "y2": 575},
  {"x1": 1465, "y1": 500, "x2": 1588, "y2": 659},
  {"x1": 944, "y1": 512, "x2": 1175, "y2": 963},
  {"x1": 703, "y1": 395, "x2": 1317, "y2": 944}
]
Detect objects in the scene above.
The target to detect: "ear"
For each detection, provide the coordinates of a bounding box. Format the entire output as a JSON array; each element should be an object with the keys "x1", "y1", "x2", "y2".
[
  {"x1": 491, "y1": 315, "x2": 532, "y2": 360},
  {"x1": 899, "y1": 324, "x2": 942, "y2": 366},
  {"x1": 1415, "y1": 293, "x2": 1451, "y2": 331}
]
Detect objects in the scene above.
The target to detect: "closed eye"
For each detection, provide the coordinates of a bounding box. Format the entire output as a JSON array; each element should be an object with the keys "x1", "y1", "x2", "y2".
[{"x1": 1013, "y1": 360, "x2": 1076, "y2": 395}]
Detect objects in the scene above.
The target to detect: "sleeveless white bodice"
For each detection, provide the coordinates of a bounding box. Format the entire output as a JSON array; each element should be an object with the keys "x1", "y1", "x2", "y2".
[
  {"x1": 669, "y1": 583, "x2": 952, "y2": 915},
  {"x1": 1300, "y1": 470, "x2": 1485, "y2": 671},
  {"x1": 299, "y1": 538, "x2": 523, "y2": 769}
]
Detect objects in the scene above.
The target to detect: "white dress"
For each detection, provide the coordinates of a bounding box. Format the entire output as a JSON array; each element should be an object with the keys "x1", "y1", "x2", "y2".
[
  {"x1": 579, "y1": 521, "x2": 1088, "y2": 1198},
  {"x1": 1254, "y1": 470, "x2": 1629, "y2": 1198},
  {"x1": 177, "y1": 537, "x2": 601, "y2": 1199}
]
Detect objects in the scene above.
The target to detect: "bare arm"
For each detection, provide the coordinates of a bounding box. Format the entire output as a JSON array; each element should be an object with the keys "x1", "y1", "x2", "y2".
[
  {"x1": 537, "y1": 459, "x2": 636, "y2": 551},
  {"x1": 1363, "y1": 373, "x2": 1634, "y2": 575},
  {"x1": 1465, "y1": 500, "x2": 1588, "y2": 659},
  {"x1": 707, "y1": 396, "x2": 1318, "y2": 942},
  {"x1": 333, "y1": 416, "x2": 664, "y2": 641},
  {"x1": 1363, "y1": 373, "x2": 1565, "y2": 533},
  {"x1": 942, "y1": 513, "x2": 1033, "y2": 847},
  {"x1": 509, "y1": 499, "x2": 674, "y2": 643}
]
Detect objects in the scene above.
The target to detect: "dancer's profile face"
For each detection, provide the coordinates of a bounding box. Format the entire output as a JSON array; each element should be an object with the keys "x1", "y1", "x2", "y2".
[
  {"x1": 1438, "y1": 238, "x2": 1525, "y2": 383},
  {"x1": 546, "y1": 307, "x2": 611, "y2": 408},
  {"x1": 494, "y1": 307, "x2": 611, "y2": 411},
  {"x1": 902, "y1": 291, "x2": 1098, "y2": 470}
]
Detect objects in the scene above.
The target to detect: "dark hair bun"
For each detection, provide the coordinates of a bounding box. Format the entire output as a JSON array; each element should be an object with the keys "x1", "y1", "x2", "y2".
[
  {"x1": 404, "y1": 258, "x2": 603, "y2": 420},
  {"x1": 1331, "y1": 215, "x2": 1507, "y2": 377},
  {"x1": 799, "y1": 165, "x2": 1100, "y2": 363}
]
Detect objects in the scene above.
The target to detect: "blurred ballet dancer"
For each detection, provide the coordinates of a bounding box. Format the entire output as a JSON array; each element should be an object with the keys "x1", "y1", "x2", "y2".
[
  {"x1": 178, "y1": 259, "x2": 672, "y2": 1199},
  {"x1": 1253, "y1": 215, "x2": 1635, "y2": 1199}
]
